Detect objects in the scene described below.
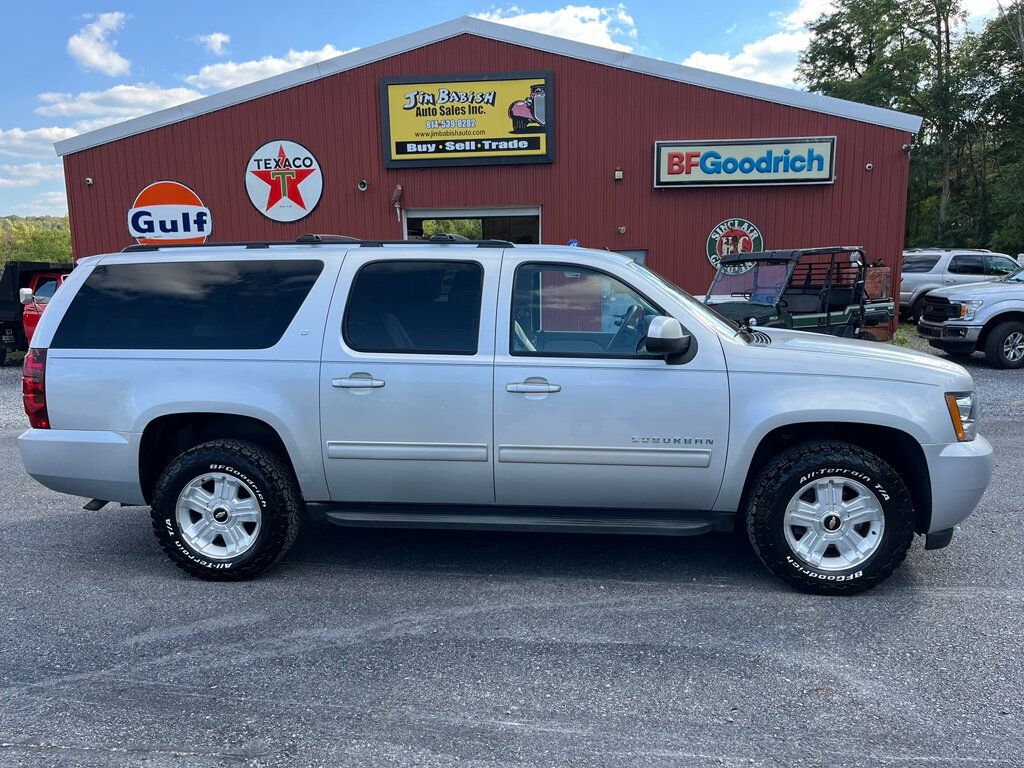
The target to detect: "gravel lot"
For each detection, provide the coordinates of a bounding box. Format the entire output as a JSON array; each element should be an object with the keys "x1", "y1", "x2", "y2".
[{"x1": 0, "y1": 337, "x2": 1021, "y2": 767}]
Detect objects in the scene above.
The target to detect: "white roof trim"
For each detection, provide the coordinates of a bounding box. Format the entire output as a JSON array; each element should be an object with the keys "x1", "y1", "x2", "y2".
[{"x1": 54, "y1": 16, "x2": 922, "y2": 157}]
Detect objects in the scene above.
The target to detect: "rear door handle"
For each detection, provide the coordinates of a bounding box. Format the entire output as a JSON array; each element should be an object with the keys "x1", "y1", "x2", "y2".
[
  {"x1": 506, "y1": 382, "x2": 561, "y2": 394},
  {"x1": 332, "y1": 376, "x2": 385, "y2": 389}
]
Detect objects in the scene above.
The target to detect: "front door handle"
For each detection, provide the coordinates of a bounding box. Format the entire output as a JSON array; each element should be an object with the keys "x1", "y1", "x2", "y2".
[
  {"x1": 332, "y1": 376, "x2": 385, "y2": 389},
  {"x1": 506, "y1": 382, "x2": 561, "y2": 394}
]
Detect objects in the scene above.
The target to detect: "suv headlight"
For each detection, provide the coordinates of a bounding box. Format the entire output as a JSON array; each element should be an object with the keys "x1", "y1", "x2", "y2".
[
  {"x1": 945, "y1": 392, "x2": 977, "y2": 441},
  {"x1": 957, "y1": 299, "x2": 983, "y2": 321}
]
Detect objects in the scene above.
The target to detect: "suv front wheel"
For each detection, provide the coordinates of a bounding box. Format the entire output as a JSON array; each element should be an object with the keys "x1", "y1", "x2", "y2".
[
  {"x1": 746, "y1": 441, "x2": 914, "y2": 595},
  {"x1": 150, "y1": 439, "x2": 303, "y2": 580}
]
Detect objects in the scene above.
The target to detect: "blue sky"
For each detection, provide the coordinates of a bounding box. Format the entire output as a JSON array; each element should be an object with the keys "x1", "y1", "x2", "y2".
[{"x1": 0, "y1": 0, "x2": 1001, "y2": 216}]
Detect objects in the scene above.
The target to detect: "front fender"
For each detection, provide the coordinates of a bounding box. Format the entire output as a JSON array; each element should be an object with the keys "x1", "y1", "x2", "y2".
[
  {"x1": 977, "y1": 302, "x2": 1024, "y2": 327},
  {"x1": 713, "y1": 372, "x2": 944, "y2": 513}
]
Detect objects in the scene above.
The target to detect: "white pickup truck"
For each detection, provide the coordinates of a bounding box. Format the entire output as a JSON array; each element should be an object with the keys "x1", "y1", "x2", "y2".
[{"x1": 18, "y1": 237, "x2": 993, "y2": 594}]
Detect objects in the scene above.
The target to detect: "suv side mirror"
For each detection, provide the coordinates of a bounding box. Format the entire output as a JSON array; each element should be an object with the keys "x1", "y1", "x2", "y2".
[
  {"x1": 644, "y1": 316, "x2": 691, "y2": 364},
  {"x1": 19, "y1": 288, "x2": 35, "y2": 305}
]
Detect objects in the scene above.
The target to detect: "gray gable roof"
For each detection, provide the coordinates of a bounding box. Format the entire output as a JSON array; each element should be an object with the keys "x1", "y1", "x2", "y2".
[{"x1": 54, "y1": 15, "x2": 922, "y2": 157}]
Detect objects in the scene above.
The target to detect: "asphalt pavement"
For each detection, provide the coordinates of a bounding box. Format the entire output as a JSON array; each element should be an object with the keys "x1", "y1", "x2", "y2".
[{"x1": 0, "y1": 343, "x2": 1021, "y2": 767}]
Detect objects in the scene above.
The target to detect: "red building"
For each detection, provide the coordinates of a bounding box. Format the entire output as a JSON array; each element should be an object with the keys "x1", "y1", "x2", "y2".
[{"x1": 55, "y1": 16, "x2": 921, "y2": 295}]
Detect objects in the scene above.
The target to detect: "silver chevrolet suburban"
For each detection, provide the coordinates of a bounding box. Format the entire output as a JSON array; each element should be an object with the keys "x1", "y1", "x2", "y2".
[{"x1": 19, "y1": 237, "x2": 994, "y2": 594}]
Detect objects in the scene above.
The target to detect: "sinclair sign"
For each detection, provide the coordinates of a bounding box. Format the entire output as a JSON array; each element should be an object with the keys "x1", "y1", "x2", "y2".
[{"x1": 654, "y1": 137, "x2": 836, "y2": 188}]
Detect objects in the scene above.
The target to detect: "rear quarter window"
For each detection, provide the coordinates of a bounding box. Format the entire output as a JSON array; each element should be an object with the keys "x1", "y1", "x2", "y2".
[
  {"x1": 902, "y1": 254, "x2": 940, "y2": 273},
  {"x1": 51, "y1": 259, "x2": 323, "y2": 350}
]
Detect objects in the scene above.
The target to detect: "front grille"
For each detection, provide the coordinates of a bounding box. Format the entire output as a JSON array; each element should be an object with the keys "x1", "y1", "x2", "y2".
[{"x1": 922, "y1": 295, "x2": 959, "y2": 323}]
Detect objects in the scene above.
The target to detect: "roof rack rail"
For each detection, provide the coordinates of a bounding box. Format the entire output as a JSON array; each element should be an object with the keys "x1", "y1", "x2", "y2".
[
  {"x1": 295, "y1": 233, "x2": 362, "y2": 243},
  {"x1": 122, "y1": 241, "x2": 274, "y2": 252},
  {"x1": 120, "y1": 234, "x2": 514, "y2": 253},
  {"x1": 358, "y1": 238, "x2": 513, "y2": 248}
]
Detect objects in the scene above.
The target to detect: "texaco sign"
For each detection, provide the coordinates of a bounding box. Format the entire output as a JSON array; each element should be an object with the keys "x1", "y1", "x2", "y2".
[{"x1": 245, "y1": 140, "x2": 323, "y2": 222}]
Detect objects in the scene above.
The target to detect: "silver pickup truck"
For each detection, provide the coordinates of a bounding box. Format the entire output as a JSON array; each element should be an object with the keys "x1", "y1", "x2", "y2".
[
  {"x1": 18, "y1": 238, "x2": 993, "y2": 594},
  {"x1": 917, "y1": 267, "x2": 1024, "y2": 368}
]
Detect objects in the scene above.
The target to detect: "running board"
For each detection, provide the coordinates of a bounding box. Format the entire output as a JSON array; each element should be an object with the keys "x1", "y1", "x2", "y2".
[{"x1": 315, "y1": 505, "x2": 733, "y2": 537}]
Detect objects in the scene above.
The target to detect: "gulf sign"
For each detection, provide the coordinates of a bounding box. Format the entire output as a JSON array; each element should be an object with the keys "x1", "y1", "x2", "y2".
[
  {"x1": 654, "y1": 137, "x2": 836, "y2": 188},
  {"x1": 128, "y1": 181, "x2": 212, "y2": 244}
]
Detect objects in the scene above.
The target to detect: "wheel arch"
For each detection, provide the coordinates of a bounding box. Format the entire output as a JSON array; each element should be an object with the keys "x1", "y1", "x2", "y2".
[
  {"x1": 977, "y1": 310, "x2": 1024, "y2": 349},
  {"x1": 139, "y1": 412, "x2": 297, "y2": 505},
  {"x1": 737, "y1": 422, "x2": 932, "y2": 535}
]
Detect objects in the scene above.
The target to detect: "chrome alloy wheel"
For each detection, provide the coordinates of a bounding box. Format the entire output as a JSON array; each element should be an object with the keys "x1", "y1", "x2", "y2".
[
  {"x1": 1003, "y1": 331, "x2": 1024, "y2": 363},
  {"x1": 175, "y1": 472, "x2": 262, "y2": 560},
  {"x1": 783, "y1": 476, "x2": 884, "y2": 572}
]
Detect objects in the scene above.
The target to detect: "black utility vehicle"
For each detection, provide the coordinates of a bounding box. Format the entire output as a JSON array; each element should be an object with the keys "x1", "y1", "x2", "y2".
[{"x1": 704, "y1": 246, "x2": 894, "y2": 337}]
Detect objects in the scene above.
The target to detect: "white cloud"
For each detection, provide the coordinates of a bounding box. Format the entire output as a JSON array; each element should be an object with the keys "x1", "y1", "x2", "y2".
[
  {"x1": 0, "y1": 126, "x2": 79, "y2": 158},
  {"x1": 0, "y1": 163, "x2": 64, "y2": 189},
  {"x1": 13, "y1": 190, "x2": 68, "y2": 216},
  {"x1": 777, "y1": 0, "x2": 835, "y2": 30},
  {"x1": 197, "y1": 32, "x2": 230, "y2": 56},
  {"x1": 474, "y1": 4, "x2": 638, "y2": 52},
  {"x1": 682, "y1": 0, "x2": 1002, "y2": 88},
  {"x1": 35, "y1": 84, "x2": 203, "y2": 119},
  {"x1": 184, "y1": 44, "x2": 355, "y2": 91},
  {"x1": 683, "y1": 30, "x2": 810, "y2": 86},
  {"x1": 682, "y1": 0, "x2": 835, "y2": 87},
  {"x1": 66, "y1": 11, "x2": 131, "y2": 76}
]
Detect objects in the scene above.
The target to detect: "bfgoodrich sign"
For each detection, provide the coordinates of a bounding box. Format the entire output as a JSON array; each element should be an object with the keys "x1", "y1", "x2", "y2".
[{"x1": 655, "y1": 137, "x2": 836, "y2": 188}]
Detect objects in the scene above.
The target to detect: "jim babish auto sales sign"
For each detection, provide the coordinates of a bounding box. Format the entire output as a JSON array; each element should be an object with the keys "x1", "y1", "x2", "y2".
[{"x1": 380, "y1": 72, "x2": 554, "y2": 167}]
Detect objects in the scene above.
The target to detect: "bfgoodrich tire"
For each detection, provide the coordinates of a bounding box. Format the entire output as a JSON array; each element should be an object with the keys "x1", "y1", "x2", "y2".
[
  {"x1": 150, "y1": 439, "x2": 303, "y2": 580},
  {"x1": 746, "y1": 441, "x2": 914, "y2": 595},
  {"x1": 983, "y1": 320, "x2": 1024, "y2": 369}
]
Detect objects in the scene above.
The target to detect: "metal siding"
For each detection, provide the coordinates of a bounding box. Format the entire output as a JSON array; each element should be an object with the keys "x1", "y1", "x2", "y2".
[{"x1": 63, "y1": 34, "x2": 913, "y2": 295}]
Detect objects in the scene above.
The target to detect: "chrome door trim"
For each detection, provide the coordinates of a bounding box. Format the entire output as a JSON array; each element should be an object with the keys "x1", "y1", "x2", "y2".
[
  {"x1": 497, "y1": 445, "x2": 711, "y2": 468},
  {"x1": 327, "y1": 441, "x2": 489, "y2": 462}
]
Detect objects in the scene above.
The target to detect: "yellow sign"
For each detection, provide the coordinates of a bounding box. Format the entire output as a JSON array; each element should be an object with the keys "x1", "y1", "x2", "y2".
[{"x1": 380, "y1": 73, "x2": 553, "y2": 167}]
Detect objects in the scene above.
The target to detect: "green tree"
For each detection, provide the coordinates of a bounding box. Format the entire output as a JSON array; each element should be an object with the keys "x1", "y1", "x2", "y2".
[
  {"x1": 0, "y1": 216, "x2": 73, "y2": 265},
  {"x1": 798, "y1": 0, "x2": 1024, "y2": 253}
]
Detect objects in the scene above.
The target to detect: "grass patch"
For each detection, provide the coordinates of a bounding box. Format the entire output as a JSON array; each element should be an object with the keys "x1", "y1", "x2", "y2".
[{"x1": 891, "y1": 325, "x2": 914, "y2": 347}]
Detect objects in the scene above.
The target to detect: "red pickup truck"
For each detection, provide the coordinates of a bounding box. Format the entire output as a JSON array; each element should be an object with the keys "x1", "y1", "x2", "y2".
[{"x1": 0, "y1": 261, "x2": 72, "y2": 365}]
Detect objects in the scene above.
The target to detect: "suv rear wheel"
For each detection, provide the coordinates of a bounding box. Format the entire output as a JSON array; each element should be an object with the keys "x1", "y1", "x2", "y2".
[
  {"x1": 983, "y1": 320, "x2": 1024, "y2": 369},
  {"x1": 150, "y1": 439, "x2": 303, "y2": 580},
  {"x1": 746, "y1": 441, "x2": 914, "y2": 595}
]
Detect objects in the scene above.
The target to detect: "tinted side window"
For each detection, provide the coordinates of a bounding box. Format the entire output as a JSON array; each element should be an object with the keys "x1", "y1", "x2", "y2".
[
  {"x1": 511, "y1": 263, "x2": 661, "y2": 358},
  {"x1": 987, "y1": 256, "x2": 1020, "y2": 276},
  {"x1": 52, "y1": 260, "x2": 323, "y2": 349},
  {"x1": 344, "y1": 260, "x2": 482, "y2": 354},
  {"x1": 948, "y1": 255, "x2": 985, "y2": 275},
  {"x1": 902, "y1": 254, "x2": 940, "y2": 273}
]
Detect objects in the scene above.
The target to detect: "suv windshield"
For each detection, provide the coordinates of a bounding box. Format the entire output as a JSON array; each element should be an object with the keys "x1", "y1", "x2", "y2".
[{"x1": 706, "y1": 260, "x2": 793, "y2": 305}]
